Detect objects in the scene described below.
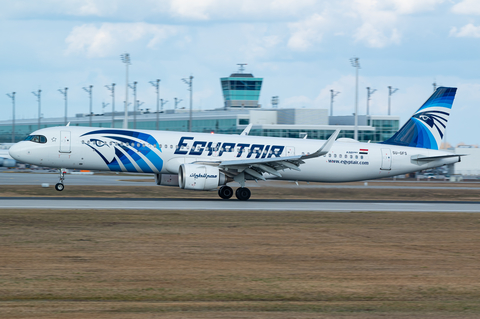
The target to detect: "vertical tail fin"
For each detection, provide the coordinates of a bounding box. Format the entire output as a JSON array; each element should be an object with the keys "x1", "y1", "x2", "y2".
[{"x1": 382, "y1": 87, "x2": 457, "y2": 150}]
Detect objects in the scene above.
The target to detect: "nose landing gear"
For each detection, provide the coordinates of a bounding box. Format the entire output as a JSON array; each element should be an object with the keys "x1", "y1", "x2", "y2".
[{"x1": 55, "y1": 169, "x2": 66, "y2": 191}]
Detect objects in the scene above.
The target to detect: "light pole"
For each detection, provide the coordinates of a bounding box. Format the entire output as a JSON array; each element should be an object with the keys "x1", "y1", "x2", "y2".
[
  {"x1": 388, "y1": 86, "x2": 399, "y2": 116},
  {"x1": 350, "y1": 57, "x2": 360, "y2": 140},
  {"x1": 102, "y1": 102, "x2": 110, "y2": 113},
  {"x1": 366, "y1": 87, "x2": 377, "y2": 116},
  {"x1": 105, "y1": 83, "x2": 115, "y2": 128},
  {"x1": 433, "y1": 81, "x2": 437, "y2": 92},
  {"x1": 58, "y1": 87, "x2": 68, "y2": 126},
  {"x1": 271, "y1": 96, "x2": 279, "y2": 109},
  {"x1": 82, "y1": 85, "x2": 93, "y2": 126},
  {"x1": 121, "y1": 53, "x2": 130, "y2": 129},
  {"x1": 32, "y1": 89, "x2": 41, "y2": 130},
  {"x1": 330, "y1": 89, "x2": 340, "y2": 116},
  {"x1": 137, "y1": 100, "x2": 144, "y2": 112},
  {"x1": 149, "y1": 79, "x2": 160, "y2": 130},
  {"x1": 182, "y1": 75, "x2": 193, "y2": 132},
  {"x1": 6, "y1": 92, "x2": 15, "y2": 143},
  {"x1": 129, "y1": 81, "x2": 137, "y2": 129},
  {"x1": 161, "y1": 99, "x2": 168, "y2": 112},
  {"x1": 174, "y1": 97, "x2": 183, "y2": 109}
]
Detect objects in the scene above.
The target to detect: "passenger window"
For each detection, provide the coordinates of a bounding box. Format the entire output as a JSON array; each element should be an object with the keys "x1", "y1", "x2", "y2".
[
  {"x1": 170, "y1": 145, "x2": 173, "y2": 149},
  {"x1": 339, "y1": 154, "x2": 342, "y2": 158},
  {"x1": 334, "y1": 154, "x2": 337, "y2": 158},
  {"x1": 328, "y1": 154, "x2": 331, "y2": 157},
  {"x1": 361, "y1": 155, "x2": 364, "y2": 159},
  {"x1": 355, "y1": 155, "x2": 358, "y2": 159}
]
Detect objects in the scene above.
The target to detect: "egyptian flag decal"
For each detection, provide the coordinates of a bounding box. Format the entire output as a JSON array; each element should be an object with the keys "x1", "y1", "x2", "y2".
[{"x1": 359, "y1": 148, "x2": 368, "y2": 155}]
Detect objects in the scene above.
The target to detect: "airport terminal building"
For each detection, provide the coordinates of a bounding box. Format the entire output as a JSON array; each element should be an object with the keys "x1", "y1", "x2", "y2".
[{"x1": 0, "y1": 68, "x2": 400, "y2": 144}]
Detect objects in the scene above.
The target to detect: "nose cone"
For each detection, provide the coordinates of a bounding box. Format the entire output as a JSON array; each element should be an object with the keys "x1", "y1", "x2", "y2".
[{"x1": 9, "y1": 142, "x2": 24, "y2": 161}]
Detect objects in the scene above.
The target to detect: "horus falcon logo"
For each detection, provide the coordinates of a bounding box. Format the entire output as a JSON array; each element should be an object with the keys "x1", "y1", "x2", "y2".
[{"x1": 413, "y1": 110, "x2": 448, "y2": 138}]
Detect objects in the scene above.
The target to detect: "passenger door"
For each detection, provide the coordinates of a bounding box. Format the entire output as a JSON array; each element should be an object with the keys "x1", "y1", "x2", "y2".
[
  {"x1": 59, "y1": 131, "x2": 71, "y2": 153},
  {"x1": 380, "y1": 148, "x2": 392, "y2": 170}
]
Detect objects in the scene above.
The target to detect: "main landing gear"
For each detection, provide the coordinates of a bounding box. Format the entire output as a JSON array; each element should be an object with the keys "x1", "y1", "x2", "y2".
[
  {"x1": 55, "y1": 169, "x2": 66, "y2": 191},
  {"x1": 218, "y1": 185, "x2": 251, "y2": 201}
]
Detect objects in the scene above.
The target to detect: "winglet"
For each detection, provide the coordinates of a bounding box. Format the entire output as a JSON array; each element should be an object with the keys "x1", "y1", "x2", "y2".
[
  {"x1": 240, "y1": 123, "x2": 252, "y2": 136},
  {"x1": 301, "y1": 129, "x2": 340, "y2": 160}
]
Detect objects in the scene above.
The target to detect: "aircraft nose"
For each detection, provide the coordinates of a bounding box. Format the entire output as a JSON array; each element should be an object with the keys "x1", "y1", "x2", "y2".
[{"x1": 8, "y1": 142, "x2": 24, "y2": 161}]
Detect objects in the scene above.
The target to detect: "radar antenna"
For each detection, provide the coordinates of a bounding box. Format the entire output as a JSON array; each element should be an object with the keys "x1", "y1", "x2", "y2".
[{"x1": 237, "y1": 63, "x2": 247, "y2": 73}]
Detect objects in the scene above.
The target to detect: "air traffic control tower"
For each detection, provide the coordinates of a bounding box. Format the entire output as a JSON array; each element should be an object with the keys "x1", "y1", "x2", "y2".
[{"x1": 221, "y1": 64, "x2": 263, "y2": 109}]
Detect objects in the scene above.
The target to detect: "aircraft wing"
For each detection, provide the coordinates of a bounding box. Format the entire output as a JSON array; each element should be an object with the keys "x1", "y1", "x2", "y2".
[{"x1": 207, "y1": 130, "x2": 340, "y2": 181}]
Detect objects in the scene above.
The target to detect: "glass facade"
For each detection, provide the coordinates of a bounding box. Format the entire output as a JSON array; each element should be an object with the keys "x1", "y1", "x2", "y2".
[
  {"x1": 368, "y1": 119, "x2": 400, "y2": 142},
  {"x1": 0, "y1": 118, "x2": 240, "y2": 143},
  {"x1": 0, "y1": 114, "x2": 399, "y2": 143},
  {"x1": 248, "y1": 128, "x2": 382, "y2": 142}
]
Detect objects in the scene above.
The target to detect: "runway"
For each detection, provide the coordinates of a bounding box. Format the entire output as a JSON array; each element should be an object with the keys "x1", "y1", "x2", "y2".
[
  {"x1": 1, "y1": 197, "x2": 480, "y2": 212},
  {"x1": 2, "y1": 172, "x2": 480, "y2": 190}
]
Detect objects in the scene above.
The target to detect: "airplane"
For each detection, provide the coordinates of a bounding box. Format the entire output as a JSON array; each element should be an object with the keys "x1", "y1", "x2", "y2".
[
  {"x1": 0, "y1": 143, "x2": 16, "y2": 167},
  {"x1": 8, "y1": 87, "x2": 462, "y2": 200}
]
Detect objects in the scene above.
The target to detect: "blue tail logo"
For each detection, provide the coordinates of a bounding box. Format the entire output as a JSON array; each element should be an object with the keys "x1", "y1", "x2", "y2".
[{"x1": 382, "y1": 87, "x2": 456, "y2": 150}]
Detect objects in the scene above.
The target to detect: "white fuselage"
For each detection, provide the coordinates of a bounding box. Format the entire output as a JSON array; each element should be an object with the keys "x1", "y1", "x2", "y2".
[{"x1": 9, "y1": 126, "x2": 459, "y2": 183}]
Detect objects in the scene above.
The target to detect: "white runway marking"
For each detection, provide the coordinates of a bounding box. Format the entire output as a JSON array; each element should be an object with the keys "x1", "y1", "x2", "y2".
[{"x1": 1, "y1": 199, "x2": 480, "y2": 213}]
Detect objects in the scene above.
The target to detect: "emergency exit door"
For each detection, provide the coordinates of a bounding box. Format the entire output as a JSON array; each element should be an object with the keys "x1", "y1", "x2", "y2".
[{"x1": 286, "y1": 146, "x2": 295, "y2": 156}]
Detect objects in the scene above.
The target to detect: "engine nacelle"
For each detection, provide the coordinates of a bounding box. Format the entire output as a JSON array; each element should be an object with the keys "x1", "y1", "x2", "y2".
[
  {"x1": 0, "y1": 158, "x2": 16, "y2": 167},
  {"x1": 179, "y1": 164, "x2": 226, "y2": 190},
  {"x1": 155, "y1": 174, "x2": 179, "y2": 187}
]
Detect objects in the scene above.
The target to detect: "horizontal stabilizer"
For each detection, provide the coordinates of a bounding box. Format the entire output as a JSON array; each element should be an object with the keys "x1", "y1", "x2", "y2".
[{"x1": 411, "y1": 154, "x2": 465, "y2": 162}]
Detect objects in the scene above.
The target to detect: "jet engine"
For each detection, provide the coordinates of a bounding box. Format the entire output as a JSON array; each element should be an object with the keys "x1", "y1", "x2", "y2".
[
  {"x1": 178, "y1": 164, "x2": 227, "y2": 190},
  {"x1": 155, "y1": 173, "x2": 179, "y2": 187},
  {"x1": 0, "y1": 158, "x2": 16, "y2": 167}
]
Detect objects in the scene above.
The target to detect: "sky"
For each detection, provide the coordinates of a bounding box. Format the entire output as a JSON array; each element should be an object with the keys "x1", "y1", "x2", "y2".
[{"x1": 1, "y1": 0, "x2": 480, "y2": 146}]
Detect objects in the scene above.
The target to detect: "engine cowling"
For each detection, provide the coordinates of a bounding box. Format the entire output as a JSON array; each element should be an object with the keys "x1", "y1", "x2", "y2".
[
  {"x1": 179, "y1": 164, "x2": 227, "y2": 190},
  {"x1": 155, "y1": 174, "x2": 179, "y2": 187},
  {"x1": 0, "y1": 158, "x2": 16, "y2": 167}
]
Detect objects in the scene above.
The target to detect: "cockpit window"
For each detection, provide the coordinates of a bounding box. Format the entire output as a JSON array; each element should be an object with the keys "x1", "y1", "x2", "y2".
[{"x1": 24, "y1": 135, "x2": 47, "y2": 144}]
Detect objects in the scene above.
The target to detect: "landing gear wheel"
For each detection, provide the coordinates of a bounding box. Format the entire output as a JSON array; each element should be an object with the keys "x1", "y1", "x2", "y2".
[
  {"x1": 235, "y1": 187, "x2": 251, "y2": 201},
  {"x1": 218, "y1": 186, "x2": 234, "y2": 199},
  {"x1": 56, "y1": 168, "x2": 66, "y2": 191}
]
